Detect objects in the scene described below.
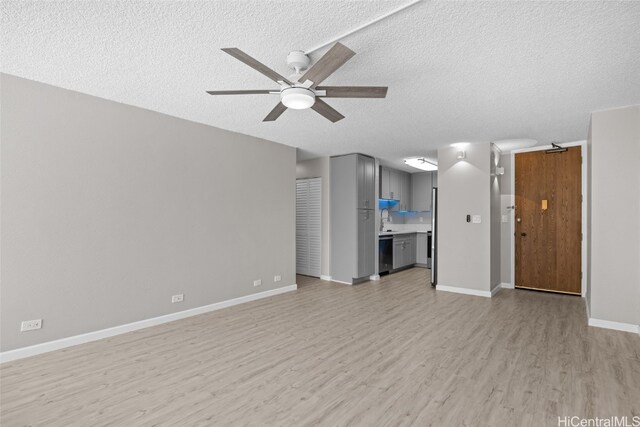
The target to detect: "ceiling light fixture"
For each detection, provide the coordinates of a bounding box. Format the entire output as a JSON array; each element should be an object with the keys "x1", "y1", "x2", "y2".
[
  {"x1": 280, "y1": 87, "x2": 315, "y2": 110},
  {"x1": 450, "y1": 142, "x2": 470, "y2": 148},
  {"x1": 404, "y1": 157, "x2": 438, "y2": 171}
]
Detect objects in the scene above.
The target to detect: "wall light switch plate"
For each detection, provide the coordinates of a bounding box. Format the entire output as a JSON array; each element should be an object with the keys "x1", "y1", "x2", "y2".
[
  {"x1": 274, "y1": 275, "x2": 281, "y2": 282},
  {"x1": 472, "y1": 215, "x2": 481, "y2": 224},
  {"x1": 502, "y1": 215, "x2": 508, "y2": 223},
  {"x1": 171, "y1": 294, "x2": 184, "y2": 303},
  {"x1": 253, "y1": 279, "x2": 262, "y2": 287}
]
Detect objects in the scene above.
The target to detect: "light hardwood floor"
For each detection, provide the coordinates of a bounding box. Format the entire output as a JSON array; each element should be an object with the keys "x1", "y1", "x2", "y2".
[{"x1": 1, "y1": 268, "x2": 639, "y2": 426}]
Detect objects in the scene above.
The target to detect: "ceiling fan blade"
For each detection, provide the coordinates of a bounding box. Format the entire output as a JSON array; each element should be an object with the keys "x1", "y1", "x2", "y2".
[
  {"x1": 311, "y1": 99, "x2": 344, "y2": 123},
  {"x1": 316, "y1": 86, "x2": 388, "y2": 98},
  {"x1": 263, "y1": 102, "x2": 287, "y2": 122},
  {"x1": 300, "y1": 43, "x2": 355, "y2": 87},
  {"x1": 206, "y1": 90, "x2": 274, "y2": 95},
  {"x1": 221, "y1": 48, "x2": 293, "y2": 85}
]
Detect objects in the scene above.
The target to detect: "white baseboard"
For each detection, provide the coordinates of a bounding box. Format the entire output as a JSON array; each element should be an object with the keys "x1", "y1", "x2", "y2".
[
  {"x1": 0, "y1": 284, "x2": 298, "y2": 364},
  {"x1": 320, "y1": 275, "x2": 332, "y2": 281},
  {"x1": 588, "y1": 317, "x2": 640, "y2": 334},
  {"x1": 500, "y1": 282, "x2": 514, "y2": 289},
  {"x1": 369, "y1": 274, "x2": 381, "y2": 281},
  {"x1": 491, "y1": 285, "x2": 503, "y2": 297},
  {"x1": 436, "y1": 285, "x2": 493, "y2": 298},
  {"x1": 331, "y1": 279, "x2": 353, "y2": 285},
  {"x1": 585, "y1": 299, "x2": 591, "y2": 319}
]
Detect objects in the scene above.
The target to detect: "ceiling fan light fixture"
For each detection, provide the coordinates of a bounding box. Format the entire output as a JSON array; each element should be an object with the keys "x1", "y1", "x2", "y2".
[
  {"x1": 281, "y1": 87, "x2": 315, "y2": 110},
  {"x1": 404, "y1": 157, "x2": 438, "y2": 171}
]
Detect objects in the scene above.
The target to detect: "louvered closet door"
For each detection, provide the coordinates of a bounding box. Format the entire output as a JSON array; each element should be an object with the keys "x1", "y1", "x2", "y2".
[
  {"x1": 296, "y1": 181, "x2": 309, "y2": 275},
  {"x1": 296, "y1": 178, "x2": 322, "y2": 277}
]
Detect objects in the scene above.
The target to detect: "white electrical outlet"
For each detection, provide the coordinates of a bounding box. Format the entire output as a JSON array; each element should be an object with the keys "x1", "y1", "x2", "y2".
[
  {"x1": 20, "y1": 319, "x2": 42, "y2": 332},
  {"x1": 171, "y1": 294, "x2": 184, "y2": 303},
  {"x1": 472, "y1": 215, "x2": 482, "y2": 224},
  {"x1": 274, "y1": 275, "x2": 281, "y2": 282},
  {"x1": 253, "y1": 279, "x2": 262, "y2": 287}
]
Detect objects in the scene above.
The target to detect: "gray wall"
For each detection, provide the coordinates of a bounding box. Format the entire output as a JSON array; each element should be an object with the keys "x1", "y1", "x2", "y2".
[
  {"x1": 489, "y1": 146, "x2": 501, "y2": 291},
  {"x1": 1, "y1": 74, "x2": 296, "y2": 352},
  {"x1": 499, "y1": 153, "x2": 514, "y2": 285},
  {"x1": 437, "y1": 142, "x2": 493, "y2": 292},
  {"x1": 296, "y1": 157, "x2": 330, "y2": 278},
  {"x1": 586, "y1": 124, "x2": 593, "y2": 307},
  {"x1": 589, "y1": 105, "x2": 640, "y2": 326}
]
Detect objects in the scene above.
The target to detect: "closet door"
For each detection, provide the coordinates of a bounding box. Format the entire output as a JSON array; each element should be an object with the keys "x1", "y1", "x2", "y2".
[
  {"x1": 296, "y1": 180, "x2": 310, "y2": 275},
  {"x1": 296, "y1": 178, "x2": 322, "y2": 277}
]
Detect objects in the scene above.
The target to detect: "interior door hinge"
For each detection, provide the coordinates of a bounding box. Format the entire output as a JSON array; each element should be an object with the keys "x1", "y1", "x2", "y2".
[{"x1": 581, "y1": 233, "x2": 583, "y2": 241}]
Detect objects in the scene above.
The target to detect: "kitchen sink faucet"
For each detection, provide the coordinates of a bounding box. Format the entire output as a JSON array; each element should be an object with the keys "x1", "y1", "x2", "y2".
[{"x1": 380, "y1": 208, "x2": 390, "y2": 232}]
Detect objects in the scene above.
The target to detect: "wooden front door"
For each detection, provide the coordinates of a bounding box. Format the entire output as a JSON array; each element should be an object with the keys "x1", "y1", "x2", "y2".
[{"x1": 515, "y1": 146, "x2": 582, "y2": 295}]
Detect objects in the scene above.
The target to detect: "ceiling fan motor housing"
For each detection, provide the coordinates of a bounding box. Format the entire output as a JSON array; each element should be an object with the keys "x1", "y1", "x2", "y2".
[{"x1": 286, "y1": 50, "x2": 310, "y2": 73}]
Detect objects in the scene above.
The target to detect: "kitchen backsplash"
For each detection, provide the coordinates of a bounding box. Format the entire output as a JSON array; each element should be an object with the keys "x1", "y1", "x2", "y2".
[{"x1": 382, "y1": 211, "x2": 432, "y2": 232}]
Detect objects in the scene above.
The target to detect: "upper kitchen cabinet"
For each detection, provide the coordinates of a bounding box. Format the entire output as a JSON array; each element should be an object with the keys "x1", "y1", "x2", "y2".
[
  {"x1": 410, "y1": 171, "x2": 438, "y2": 211},
  {"x1": 379, "y1": 166, "x2": 403, "y2": 201},
  {"x1": 357, "y1": 155, "x2": 376, "y2": 210},
  {"x1": 398, "y1": 172, "x2": 411, "y2": 211},
  {"x1": 380, "y1": 166, "x2": 411, "y2": 210},
  {"x1": 411, "y1": 172, "x2": 432, "y2": 211},
  {"x1": 380, "y1": 167, "x2": 391, "y2": 199},
  {"x1": 389, "y1": 169, "x2": 402, "y2": 201}
]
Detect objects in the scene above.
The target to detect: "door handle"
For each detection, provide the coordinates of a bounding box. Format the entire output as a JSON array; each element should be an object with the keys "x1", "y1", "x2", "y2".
[{"x1": 520, "y1": 233, "x2": 527, "y2": 237}]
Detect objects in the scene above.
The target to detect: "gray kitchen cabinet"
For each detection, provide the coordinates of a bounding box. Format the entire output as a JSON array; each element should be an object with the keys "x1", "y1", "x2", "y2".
[
  {"x1": 416, "y1": 233, "x2": 428, "y2": 265},
  {"x1": 399, "y1": 172, "x2": 411, "y2": 211},
  {"x1": 393, "y1": 238, "x2": 405, "y2": 269},
  {"x1": 392, "y1": 233, "x2": 417, "y2": 269},
  {"x1": 330, "y1": 153, "x2": 376, "y2": 283},
  {"x1": 388, "y1": 169, "x2": 411, "y2": 211},
  {"x1": 411, "y1": 172, "x2": 432, "y2": 211},
  {"x1": 380, "y1": 167, "x2": 412, "y2": 210},
  {"x1": 357, "y1": 209, "x2": 375, "y2": 277},
  {"x1": 380, "y1": 167, "x2": 391, "y2": 199},
  {"x1": 390, "y1": 169, "x2": 401, "y2": 201},
  {"x1": 357, "y1": 155, "x2": 375, "y2": 209},
  {"x1": 408, "y1": 233, "x2": 416, "y2": 264}
]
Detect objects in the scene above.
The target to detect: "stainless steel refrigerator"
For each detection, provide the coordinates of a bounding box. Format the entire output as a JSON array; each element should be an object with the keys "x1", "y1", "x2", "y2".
[{"x1": 430, "y1": 187, "x2": 437, "y2": 286}]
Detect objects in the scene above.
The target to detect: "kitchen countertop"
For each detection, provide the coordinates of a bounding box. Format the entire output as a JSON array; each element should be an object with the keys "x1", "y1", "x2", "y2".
[{"x1": 379, "y1": 230, "x2": 430, "y2": 236}]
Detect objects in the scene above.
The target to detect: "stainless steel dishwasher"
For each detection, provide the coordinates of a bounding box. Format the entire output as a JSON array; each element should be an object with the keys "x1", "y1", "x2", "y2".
[{"x1": 379, "y1": 235, "x2": 393, "y2": 274}]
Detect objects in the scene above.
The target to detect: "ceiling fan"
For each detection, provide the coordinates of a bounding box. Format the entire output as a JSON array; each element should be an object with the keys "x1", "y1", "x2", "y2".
[{"x1": 206, "y1": 42, "x2": 388, "y2": 123}]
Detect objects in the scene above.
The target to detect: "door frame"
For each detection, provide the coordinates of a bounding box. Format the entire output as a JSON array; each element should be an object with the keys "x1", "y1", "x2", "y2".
[{"x1": 509, "y1": 140, "x2": 588, "y2": 297}]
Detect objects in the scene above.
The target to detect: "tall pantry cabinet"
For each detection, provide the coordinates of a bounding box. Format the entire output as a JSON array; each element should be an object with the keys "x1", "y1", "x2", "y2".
[{"x1": 330, "y1": 154, "x2": 376, "y2": 283}]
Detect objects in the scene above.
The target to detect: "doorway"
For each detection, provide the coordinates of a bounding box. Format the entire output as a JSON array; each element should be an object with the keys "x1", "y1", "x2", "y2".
[
  {"x1": 514, "y1": 146, "x2": 582, "y2": 294},
  {"x1": 296, "y1": 177, "x2": 322, "y2": 278}
]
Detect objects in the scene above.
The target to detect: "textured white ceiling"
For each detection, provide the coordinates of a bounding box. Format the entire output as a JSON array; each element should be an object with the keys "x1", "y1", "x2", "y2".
[{"x1": 3, "y1": 1, "x2": 640, "y2": 171}]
